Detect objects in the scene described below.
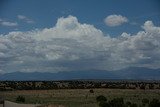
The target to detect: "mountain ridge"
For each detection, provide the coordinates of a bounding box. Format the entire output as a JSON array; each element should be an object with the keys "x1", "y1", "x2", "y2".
[{"x1": 0, "y1": 67, "x2": 160, "y2": 80}]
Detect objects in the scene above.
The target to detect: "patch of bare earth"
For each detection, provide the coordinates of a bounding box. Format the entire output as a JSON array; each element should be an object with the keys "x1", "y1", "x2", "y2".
[{"x1": 39, "y1": 105, "x2": 65, "y2": 107}]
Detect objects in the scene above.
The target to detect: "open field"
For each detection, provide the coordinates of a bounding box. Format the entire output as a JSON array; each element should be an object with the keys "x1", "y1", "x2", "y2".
[{"x1": 1, "y1": 89, "x2": 160, "y2": 107}]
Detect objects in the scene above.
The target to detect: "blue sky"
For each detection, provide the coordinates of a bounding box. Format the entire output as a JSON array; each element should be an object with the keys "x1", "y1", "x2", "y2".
[
  {"x1": 0, "y1": 0, "x2": 160, "y2": 36},
  {"x1": 0, "y1": 0, "x2": 160, "y2": 74}
]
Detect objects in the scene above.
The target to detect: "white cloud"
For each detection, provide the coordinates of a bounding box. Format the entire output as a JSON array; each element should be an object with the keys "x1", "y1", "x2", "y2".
[
  {"x1": 1, "y1": 21, "x2": 18, "y2": 27},
  {"x1": 0, "y1": 15, "x2": 160, "y2": 73},
  {"x1": 17, "y1": 15, "x2": 26, "y2": 20},
  {"x1": 17, "y1": 15, "x2": 34, "y2": 24},
  {"x1": 104, "y1": 15, "x2": 128, "y2": 27}
]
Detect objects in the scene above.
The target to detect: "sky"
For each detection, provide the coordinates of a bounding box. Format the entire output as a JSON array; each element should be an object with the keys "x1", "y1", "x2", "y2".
[{"x1": 0, "y1": 0, "x2": 160, "y2": 73}]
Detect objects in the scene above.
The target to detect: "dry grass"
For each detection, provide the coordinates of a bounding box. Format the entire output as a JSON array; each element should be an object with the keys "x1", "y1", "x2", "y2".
[{"x1": 0, "y1": 89, "x2": 160, "y2": 107}]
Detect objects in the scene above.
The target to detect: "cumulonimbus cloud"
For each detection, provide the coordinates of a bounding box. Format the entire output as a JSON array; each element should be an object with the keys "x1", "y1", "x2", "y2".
[
  {"x1": 104, "y1": 15, "x2": 128, "y2": 27},
  {"x1": 0, "y1": 15, "x2": 160, "y2": 73}
]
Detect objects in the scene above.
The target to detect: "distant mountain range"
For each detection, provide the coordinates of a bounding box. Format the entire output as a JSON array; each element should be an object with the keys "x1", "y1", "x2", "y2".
[{"x1": 0, "y1": 67, "x2": 160, "y2": 80}]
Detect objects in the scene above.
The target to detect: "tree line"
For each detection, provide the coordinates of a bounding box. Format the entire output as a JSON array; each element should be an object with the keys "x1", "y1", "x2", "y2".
[{"x1": 0, "y1": 80, "x2": 160, "y2": 91}]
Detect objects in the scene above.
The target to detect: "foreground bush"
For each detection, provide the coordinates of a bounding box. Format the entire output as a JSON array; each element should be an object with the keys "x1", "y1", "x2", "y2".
[
  {"x1": 99, "y1": 101, "x2": 110, "y2": 107},
  {"x1": 149, "y1": 99, "x2": 160, "y2": 107},
  {"x1": 130, "y1": 103, "x2": 138, "y2": 107},
  {"x1": 96, "y1": 96, "x2": 160, "y2": 107},
  {"x1": 16, "y1": 96, "x2": 25, "y2": 103},
  {"x1": 96, "y1": 95, "x2": 107, "y2": 102},
  {"x1": 108, "y1": 98, "x2": 125, "y2": 107},
  {"x1": 142, "y1": 98, "x2": 149, "y2": 106}
]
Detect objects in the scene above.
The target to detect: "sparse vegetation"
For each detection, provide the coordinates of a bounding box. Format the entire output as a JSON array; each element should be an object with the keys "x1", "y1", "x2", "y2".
[
  {"x1": 0, "y1": 81, "x2": 160, "y2": 107},
  {"x1": 96, "y1": 96, "x2": 160, "y2": 107}
]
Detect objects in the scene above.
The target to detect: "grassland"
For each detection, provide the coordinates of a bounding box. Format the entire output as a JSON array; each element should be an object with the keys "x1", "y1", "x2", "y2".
[{"x1": 1, "y1": 89, "x2": 160, "y2": 107}]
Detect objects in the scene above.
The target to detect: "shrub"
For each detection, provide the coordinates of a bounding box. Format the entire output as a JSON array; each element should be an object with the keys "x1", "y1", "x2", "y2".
[
  {"x1": 99, "y1": 101, "x2": 110, "y2": 107},
  {"x1": 142, "y1": 98, "x2": 149, "y2": 106},
  {"x1": 16, "y1": 96, "x2": 25, "y2": 103},
  {"x1": 96, "y1": 95, "x2": 107, "y2": 102},
  {"x1": 130, "y1": 103, "x2": 138, "y2": 107},
  {"x1": 89, "y1": 89, "x2": 94, "y2": 93},
  {"x1": 108, "y1": 98, "x2": 124, "y2": 107},
  {"x1": 125, "y1": 101, "x2": 131, "y2": 106},
  {"x1": 149, "y1": 99, "x2": 160, "y2": 107}
]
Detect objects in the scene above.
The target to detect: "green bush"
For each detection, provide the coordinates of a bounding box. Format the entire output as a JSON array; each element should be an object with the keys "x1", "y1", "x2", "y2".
[
  {"x1": 142, "y1": 98, "x2": 149, "y2": 106},
  {"x1": 130, "y1": 103, "x2": 138, "y2": 107},
  {"x1": 109, "y1": 98, "x2": 124, "y2": 107},
  {"x1": 96, "y1": 95, "x2": 107, "y2": 102},
  {"x1": 125, "y1": 101, "x2": 131, "y2": 107},
  {"x1": 99, "y1": 101, "x2": 110, "y2": 107},
  {"x1": 149, "y1": 99, "x2": 160, "y2": 107},
  {"x1": 89, "y1": 89, "x2": 94, "y2": 93},
  {"x1": 16, "y1": 96, "x2": 25, "y2": 103}
]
